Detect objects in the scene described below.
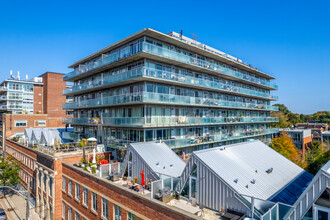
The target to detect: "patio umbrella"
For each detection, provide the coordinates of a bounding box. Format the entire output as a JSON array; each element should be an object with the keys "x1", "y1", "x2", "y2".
[
  {"x1": 87, "y1": 137, "x2": 97, "y2": 142},
  {"x1": 140, "y1": 170, "x2": 145, "y2": 186}
]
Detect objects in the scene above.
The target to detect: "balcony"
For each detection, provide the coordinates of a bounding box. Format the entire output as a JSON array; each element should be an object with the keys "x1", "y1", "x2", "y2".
[
  {"x1": 64, "y1": 42, "x2": 277, "y2": 90},
  {"x1": 0, "y1": 95, "x2": 7, "y2": 101},
  {"x1": 164, "y1": 128, "x2": 279, "y2": 149},
  {"x1": 63, "y1": 116, "x2": 279, "y2": 127},
  {"x1": 0, "y1": 87, "x2": 7, "y2": 94},
  {"x1": 63, "y1": 92, "x2": 279, "y2": 111},
  {"x1": 63, "y1": 67, "x2": 278, "y2": 101}
]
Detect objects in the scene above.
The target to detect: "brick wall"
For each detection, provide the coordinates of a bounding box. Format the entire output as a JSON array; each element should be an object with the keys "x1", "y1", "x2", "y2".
[
  {"x1": 61, "y1": 163, "x2": 197, "y2": 220},
  {"x1": 41, "y1": 72, "x2": 67, "y2": 118},
  {"x1": 3, "y1": 114, "x2": 65, "y2": 137},
  {"x1": 33, "y1": 85, "x2": 43, "y2": 114}
]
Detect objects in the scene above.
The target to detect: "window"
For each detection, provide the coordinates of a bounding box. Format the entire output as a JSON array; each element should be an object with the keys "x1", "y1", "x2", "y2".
[
  {"x1": 92, "y1": 192, "x2": 97, "y2": 212},
  {"x1": 15, "y1": 120, "x2": 27, "y2": 127},
  {"x1": 68, "y1": 206, "x2": 72, "y2": 220},
  {"x1": 35, "y1": 120, "x2": 46, "y2": 127},
  {"x1": 127, "y1": 212, "x2": 136, "y2": 220},
  {"x1": 83, "y1": 187, "x2": 88, "y2": 206},
  {"x1": 114, "y1": 204, "x2": 121, "y2": 220},
  {"x1": 62, "y1": 202, "x2": 65, "y2": 218},
  {"x1": 102, "y1": 198, "x2": 108, "y2": 218},
  {"x1": 75, "y1": 211, "x2": 80, "y2": 220},
  {"x1": 62, "y1": 177, "x2": 66, "y2": 191},
  {"x1": 75, "y1": 183, "x2": 80, "y2": 201},
  {"x1": 68, "y1": 179, "x2": 72, "y2": 195}
]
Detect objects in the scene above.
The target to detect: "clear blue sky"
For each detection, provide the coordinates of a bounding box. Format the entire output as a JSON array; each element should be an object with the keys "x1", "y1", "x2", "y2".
[{"x1": 0, "y1": 0, "x2": 329, "y2": 114}]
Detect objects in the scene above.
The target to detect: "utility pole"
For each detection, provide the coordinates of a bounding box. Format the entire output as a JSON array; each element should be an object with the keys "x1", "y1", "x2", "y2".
[{"x1": 26, "y1": 181, "x2": 30, "y2": 220}]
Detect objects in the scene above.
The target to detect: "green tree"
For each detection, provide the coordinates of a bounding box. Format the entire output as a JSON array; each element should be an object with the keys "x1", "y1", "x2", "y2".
[
  {"x1": 271, "y1": 111, "x2": 291, "y2": 128},
  {"x1": 305, "y1": 141, "x2": 330, "y2": 175},
  {"x1": 270, "y1": 134, "x2": 304, "y2": 167},
  {"x1": 0, "y1": 156, "x2": 21, "y2": 187}
]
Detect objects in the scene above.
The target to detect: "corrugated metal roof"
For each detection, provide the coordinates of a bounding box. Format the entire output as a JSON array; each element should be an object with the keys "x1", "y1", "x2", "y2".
[
  {"x1": 193, "y1": 140, "x2": 305, "y2": 200},
  {"x1": 130, "y1": 141, "x2": 186, "y2": 178},
  {"x1": 41, "y1": 129, "x2": 62, "y2": 146}
]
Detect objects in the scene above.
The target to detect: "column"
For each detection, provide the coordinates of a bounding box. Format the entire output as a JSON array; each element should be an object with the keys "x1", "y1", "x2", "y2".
[
  {"x1": 40, "y1": 169, "x2": 45, "y2": 219},
  {"x1": 45, "y1": 172, "x2": 50, "y2": 219}
]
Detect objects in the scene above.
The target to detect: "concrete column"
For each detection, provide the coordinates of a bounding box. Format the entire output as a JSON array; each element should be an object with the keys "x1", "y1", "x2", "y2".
[
  {"x1": 40, "y1": 169, "x2": 45, "y2": 219},
  {"x1": 50, "y1": 176, "x2": 55, "y2": 220}
]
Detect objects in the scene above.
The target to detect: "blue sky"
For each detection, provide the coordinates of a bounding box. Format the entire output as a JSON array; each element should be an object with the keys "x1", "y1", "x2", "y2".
[{"x1": 0, "y1": 0, "x2": 329, "y2": 114}]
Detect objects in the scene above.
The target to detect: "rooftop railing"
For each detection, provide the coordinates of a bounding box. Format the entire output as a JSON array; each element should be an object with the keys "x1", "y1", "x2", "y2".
[
  {"x1": 64, "y1": 42, "x2": 277, "y2": 90},
  {"x1": 63, "y1": 67, "x2": 278, "y2": 100},
  {"x1": 63, "y1": 116, "x2": 278, "y2": 127},
  {"x1": 63, "y1": 92, "x2": 279, "y2": 111}
]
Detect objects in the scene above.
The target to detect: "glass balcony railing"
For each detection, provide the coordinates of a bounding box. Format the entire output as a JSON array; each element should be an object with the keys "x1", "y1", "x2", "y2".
[
  {"x1": 164, "y1": 128, "x2": 279, "y2": 149},
  {"x1": 63, "y1": 67, "x2": 278, "y2": 100},
  {"x1": 63, "y1": 116, "x2": 279, "y2": 127},
  {"x1": 63, "y1": 92, "x2": 279, "y2": 111},
  {"x1": 142, "y1": 43, "x2": 278, "y2": 89},
  {"x1": 64, "y1": 42, "x2": 277, "y2": 90}
]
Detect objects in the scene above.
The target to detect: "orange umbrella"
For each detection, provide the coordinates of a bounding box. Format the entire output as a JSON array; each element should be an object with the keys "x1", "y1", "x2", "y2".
[{"x1": 140, "y1": 170, "x2": 145, "y2": 186}]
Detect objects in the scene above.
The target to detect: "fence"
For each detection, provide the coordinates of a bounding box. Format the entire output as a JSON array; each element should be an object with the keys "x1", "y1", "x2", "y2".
[{"x1": 151, "y1": 177, "x2": 180, "y2": 199}]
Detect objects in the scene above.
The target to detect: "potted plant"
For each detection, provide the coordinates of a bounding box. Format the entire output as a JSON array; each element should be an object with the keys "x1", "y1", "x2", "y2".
[
  {"x1": 91, "y1": 167, "x2": 96, "y2": 174},
  {"x1": 133, "y1": 177, "x2": 138, "y2": 185}
]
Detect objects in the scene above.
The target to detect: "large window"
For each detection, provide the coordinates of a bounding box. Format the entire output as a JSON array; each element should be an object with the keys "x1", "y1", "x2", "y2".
[
  {"x1": 62, "y1": 177, "x2": 66, "y2": 191},
  {"x1": 114, "y1": 204, "x2": 121, "y2": 220},
  {"x1": 15, "y1": 120, "x2": 27, "y2": 127},
  {"x1": 68, "y1": 206, "x2": 72, "y2": 220},
  {"x1": 75, "y1": 211, "x2": 80, "y2": 220},
  {"x1": 75, "y1": 183, "x2": 80, "y2": 201},
  {"x1": 68, "y1": 179, "x2": 72, "y2": 196},
  {"x1": 128, "y1": 212, "x2": 136, "y2": 220},
  {"x1": 102, "y1": 198, "x2": 108, "y2": 218},
  {"x1": 83, "y1": 187, "x2": 88, "y2": 206},
  {"x1": 92, "y1": 192, "x2": 97, "y2": 212},
  {"x1": 62, "y1": 202, "x2": 65, "y2": 218}
]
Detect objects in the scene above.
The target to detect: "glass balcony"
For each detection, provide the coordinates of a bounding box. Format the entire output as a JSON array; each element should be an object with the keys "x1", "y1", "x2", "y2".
[
  {"x1": 63, "y1": 92, "x2": 279, "y2": 111},
  {"x1": 142, "y1": 42, "x2": 278, "y2": 89},
  {"x1": 63, "y1": 116, "x2": 279, "y2": 127},
  {"x1": 163, "y1": 128, "x2": 279, "y2": 149},
  {"x1": 63, "y1": 67, "x2": 278, "y2": 100},
  {"x1": 64, "y1": 41, "x2": 277, "y2": 90}
]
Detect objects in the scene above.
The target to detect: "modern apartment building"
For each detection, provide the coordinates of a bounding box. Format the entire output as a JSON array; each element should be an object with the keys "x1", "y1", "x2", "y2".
[
  {"x1": 0, "y1": 72, "x2": 71, "y2": 138},
  {"x1": 63, "y1": 29, "x2": 279, "y2": 155}
]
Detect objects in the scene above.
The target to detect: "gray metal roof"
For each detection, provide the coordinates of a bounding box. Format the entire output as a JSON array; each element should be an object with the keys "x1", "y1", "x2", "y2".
[
  {"x1": 129, "y1": 141, "x2": 186, "y2": 178},
  {"x1": 40, "y1": 129, "x2": 62, "y2": 146},
  {"x1": 192, "y1": 140, "x2": 305, "y2": 200}
]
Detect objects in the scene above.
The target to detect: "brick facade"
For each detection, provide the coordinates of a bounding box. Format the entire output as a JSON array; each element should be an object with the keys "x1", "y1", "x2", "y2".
[
  {"x1": 41, "y1": 72, "x2": 67, "y2": 118},
  {"x1": 2, "y1": 114, "x2": 65, "y2": 137},
  {"x1": 33, "y1": 85, "x2": 44, "y2": 114}
]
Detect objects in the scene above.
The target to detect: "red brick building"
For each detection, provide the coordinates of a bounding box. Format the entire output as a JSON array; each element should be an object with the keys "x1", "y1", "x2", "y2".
[{"x1": 2, "y1": 139, "x2": 196, "y2": 220}]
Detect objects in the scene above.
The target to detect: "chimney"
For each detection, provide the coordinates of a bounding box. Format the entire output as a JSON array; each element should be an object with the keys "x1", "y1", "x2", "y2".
[
  {"x1": 26, "y1": 75, "x2": 28, "y2": 80},
  {"x1": 17, "y1": 71, "x2": 20, "y2": 80},
  {"x1": 10, "y1": 70, "x2": 13, "y2": 78}
]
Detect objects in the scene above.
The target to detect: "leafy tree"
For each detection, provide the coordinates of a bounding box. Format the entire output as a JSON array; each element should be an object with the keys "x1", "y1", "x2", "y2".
[
  {"x1": 305, "y1": 141, "x2": 330, "y2": 175},
  {"x1": 270, "y1": 134, "x2": 304, "y2": 167},
  {"x1": 271, "y1": 111, "x2": 291, "y2": 128},
  {"x1": 0, "y1": 156, "x2": 21, "y2": 187},
  {"x1": 273, "y1": 104, "x2": 291, "y2": 115}
]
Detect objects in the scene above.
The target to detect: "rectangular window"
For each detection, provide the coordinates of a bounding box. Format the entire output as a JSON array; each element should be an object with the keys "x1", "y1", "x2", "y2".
[
  {"x1": 62, "y1": 202, "x2": 65, "y2": 218},
  {"x1": 68, "y1": 179, "x2": 72, "y2": 196},
  {"x1": 127, "y1": 212, "x2": 136, "y2": 220},
  {"x1": 75, "y1": 211, "x2": 80, "y2": 220},
  {"x1": 14, "y1": 120, "x2": 27, "y2": 127},
  {"x1": 62, "y1": 177, "x2": 66, "y2": 191},
  {"x1": 75, "y1": 183, "x2": 80, "y2": 201},
  {"x1": 114, "y1": 204, "x2": 121, "y2": 220},
  {"x1": 92, "y1": 192, "x2": 97, "y2": 212},
  {"x1": 68, "y1": 206, "x2": 72, "y2": 220},
  {"x1": 35, "y1": 120, "x2": 46, "y2": 127},
  {"x1": 83, "y1": 187, "x2": 88, "y2": 206},
  {"x1": 102, "y1": 197, "x2": 108, "y2": 218}
]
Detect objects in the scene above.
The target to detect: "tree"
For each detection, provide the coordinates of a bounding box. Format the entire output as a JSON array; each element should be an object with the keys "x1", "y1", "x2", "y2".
[
  {"x1": 269, "y1": 134, "x2": 304, "y2": 167},
  {"x1": 0, "y1": 155, "x2": 21, "y2": 187},
  {"x1": 305, "y1": 141, "x2": 330, "y2": 175},
  {"x1": 271, "y1": 111, "x2": 291, "y2": 128}
]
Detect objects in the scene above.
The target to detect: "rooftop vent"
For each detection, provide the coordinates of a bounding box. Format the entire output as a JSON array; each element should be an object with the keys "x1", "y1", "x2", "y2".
[
  {"x1": 266, "y1": 168, "x2": 273, "y2": 174},
  {"x1": 163, "y1": 166, "x2": 166, "y2": 169},
  {"x1": 170, "y1": 164, "x2": 173, "y2": 168},
  {"x1": 250, "y1": 179, "x2": 256, "y2": 184},
  {"x1": 255, "y1": 170, "x2": 258, "y2": 173},
  {"x1": 245, "y1": 185, "x2": 249, "y2": 188},
  {"x1": 156, "y1": 162, "x2": 159, "y2": 166},
  {"x1": 234, "y1": 179, "x2": 238, "y2": 183}
]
